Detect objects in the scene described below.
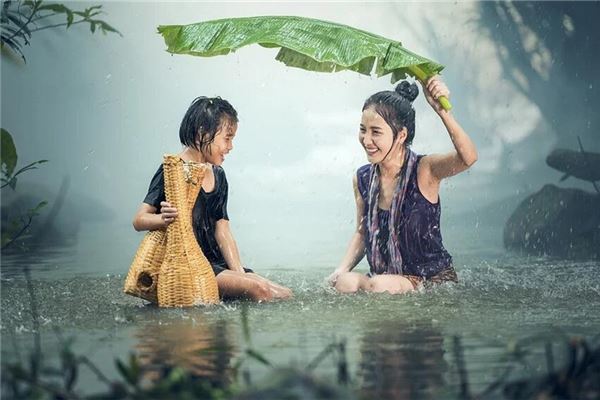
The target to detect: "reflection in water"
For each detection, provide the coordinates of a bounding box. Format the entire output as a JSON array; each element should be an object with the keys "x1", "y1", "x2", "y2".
[
  {"x1": 359, "y1": 320, "x2": 447, "y2": 400},
  {"x1": 0, "y1": 244, "x2": 77, "y2": 279},
  {"x1": 134, "y1": 316, "x2": 236, "y2": 389}
]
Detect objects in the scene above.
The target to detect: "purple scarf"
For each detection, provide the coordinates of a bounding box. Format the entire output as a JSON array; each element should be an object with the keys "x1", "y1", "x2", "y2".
[{"x1": 366, "y1": 149, "x2": 418, "y2": 275}]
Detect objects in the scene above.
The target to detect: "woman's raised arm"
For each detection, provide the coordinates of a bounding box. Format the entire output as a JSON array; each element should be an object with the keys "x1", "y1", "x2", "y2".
[{"x1": 419, "y1": 76, "x2": 478, "y2": 182}]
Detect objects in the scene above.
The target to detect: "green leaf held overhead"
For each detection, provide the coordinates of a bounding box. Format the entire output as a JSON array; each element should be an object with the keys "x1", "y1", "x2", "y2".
[{"x1": 157, "y1": 15, "x2": 444, "y2": 84}]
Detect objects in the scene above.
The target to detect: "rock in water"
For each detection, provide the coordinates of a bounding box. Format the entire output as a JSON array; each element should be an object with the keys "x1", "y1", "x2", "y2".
[{"x1": 504, "y1": 184, "x2": 600, "y2": 259}]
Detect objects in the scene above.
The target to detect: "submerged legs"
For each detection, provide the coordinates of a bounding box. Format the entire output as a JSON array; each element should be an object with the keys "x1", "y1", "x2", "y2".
[
  {"x1": 334, "y1": 272, "x2": 415, "y2": 295},
  {"x1": 334, "y1": 272, "x2": 369, "y2": 293},
  {"x1": 216, "y1": 270, "x2": 293, "y2": 302}
]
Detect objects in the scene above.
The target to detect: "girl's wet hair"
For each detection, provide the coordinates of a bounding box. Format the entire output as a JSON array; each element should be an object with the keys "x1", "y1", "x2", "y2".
[
  {"x1": 179, "y1": 96, "x2": 238, "y2": 152},
  {"x1": 362, "y1": 80, "x2": 419, "y2": 145}
]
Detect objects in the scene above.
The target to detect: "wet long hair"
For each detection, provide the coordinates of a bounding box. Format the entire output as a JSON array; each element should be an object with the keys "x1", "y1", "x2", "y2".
[
  {"x1": 179, "y1": 96, "x2": 238, "y2": 153},
  {"x1": 362, "y1": 81, "x2": 419, "y2": 146}
]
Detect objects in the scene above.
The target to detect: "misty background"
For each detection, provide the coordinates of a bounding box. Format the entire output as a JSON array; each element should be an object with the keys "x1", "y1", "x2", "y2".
[{"x1": 2, "y1": 1, "x2": 598, "y2": 275}]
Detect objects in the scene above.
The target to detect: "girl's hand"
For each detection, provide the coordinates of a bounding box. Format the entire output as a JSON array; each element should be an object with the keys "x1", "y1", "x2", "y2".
[
  {"x1": 159, "y1": 201, "x2": 178, "y2": 226},
  {"x1": 420, "y1": 76, "x2": 450, "y2": 115}
]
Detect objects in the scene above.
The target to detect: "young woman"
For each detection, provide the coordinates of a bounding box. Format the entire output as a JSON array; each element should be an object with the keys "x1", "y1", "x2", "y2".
[
  {"x1": 133, "y1": 97, "x2": 292, "y2": 302},
  {"x1": 327, "y1": 77, "x2": 477, "y2": 294}
]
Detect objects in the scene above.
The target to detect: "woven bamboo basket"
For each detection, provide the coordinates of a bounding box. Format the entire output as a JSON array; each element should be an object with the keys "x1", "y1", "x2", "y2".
[
  {"x1": 124, "y1": 155, "x2": 220, "y2": 306},
  {"x1": 123, "y1": 229, "x2": 167, "y2": 303}
]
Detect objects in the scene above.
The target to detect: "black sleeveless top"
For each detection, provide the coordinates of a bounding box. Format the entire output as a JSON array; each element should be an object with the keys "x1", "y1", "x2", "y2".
[
  {"x1": 357, "y1": 156, "x2": 452, "y2": 278},
  {"x1": 143, "y1": 164, "x2": 229, "y2": 267}
]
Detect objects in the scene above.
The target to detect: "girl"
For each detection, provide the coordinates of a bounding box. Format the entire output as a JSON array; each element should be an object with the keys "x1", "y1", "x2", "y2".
[
  {"x1": 327, "y1": 77, "x2": 477, "y2": 294},
  {"x1": 133, "y1": 97, "x2": 292, "y2": 302}
]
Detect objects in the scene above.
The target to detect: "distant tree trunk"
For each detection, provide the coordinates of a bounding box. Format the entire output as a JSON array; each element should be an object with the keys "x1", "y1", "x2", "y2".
[{"x1": 479, "y1": 1, "x2": 600, "y2": 151}]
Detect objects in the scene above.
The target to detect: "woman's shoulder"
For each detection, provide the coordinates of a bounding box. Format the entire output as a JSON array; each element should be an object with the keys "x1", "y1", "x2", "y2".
[
  {"x1": 356, "y1": 164, "x2": 371, "y2": 182},
  {"x1": 356, "y1": 164, "x2": 371, "y2": 176},
  {"x1": 356, "y1": 164, "x2": 371, "y2": 197}
]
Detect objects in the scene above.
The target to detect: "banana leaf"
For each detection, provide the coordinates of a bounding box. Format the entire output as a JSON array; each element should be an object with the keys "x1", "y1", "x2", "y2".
[{"x1": 158, "y1": 16, "x2": 451, "y2": 110}]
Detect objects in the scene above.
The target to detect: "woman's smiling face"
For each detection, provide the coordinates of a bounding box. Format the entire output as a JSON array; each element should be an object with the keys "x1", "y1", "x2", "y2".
[{"x1": 359, "y1": 107, "x2": 395, "y2": 164}]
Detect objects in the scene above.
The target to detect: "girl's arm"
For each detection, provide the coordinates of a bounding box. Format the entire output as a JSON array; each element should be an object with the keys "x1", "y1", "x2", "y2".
[
  {"x1": 327, "y1": 175, "x2": 367, "y2": 285},
  {"x1": 214, "y1": 219, "x2": 245, "y2": 273},
  {"x1": 132, "y1": 201, "x2": 177, "y2": 231},
  {"x1": 420, "y1": 76, "x2": 478, "y2": 181}
]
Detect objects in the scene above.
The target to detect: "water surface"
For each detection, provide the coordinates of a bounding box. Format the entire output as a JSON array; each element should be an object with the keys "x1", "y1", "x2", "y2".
[{"x1": 2, "y1": 222, "x2": 599, "y2": 399}]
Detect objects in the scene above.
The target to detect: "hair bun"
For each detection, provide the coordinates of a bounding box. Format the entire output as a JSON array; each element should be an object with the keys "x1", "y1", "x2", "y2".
[{"x1": 395, "y1": 81, "x2": 419, "y2": 102}]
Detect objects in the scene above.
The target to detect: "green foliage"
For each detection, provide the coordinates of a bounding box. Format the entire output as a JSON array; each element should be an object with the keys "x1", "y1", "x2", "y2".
[
  {"x1": 1, "y1": 128, "x2": 18, "y2": 176},
  {"x1": 157, "y1": 16, "x2": 444, "y2": 83},
  {"x1": 0, "y1": 200, "x2": 47, "y2": 249},
  {"x1": 115, "y1": 353, "x2": 140, "y2": 389},
  {"x1": 1, "y1": 0, "x2": 121, "y2": 62},
  {"x1": 1, "y1": 129, "x2": 49, "y2": 190},
  {"x1": 451, "y1": 334, "x2": 600, "y2": 399},
  {"x1": 2, "y1": 337, "x2": 235, "y2": 399},
  {"x1": 6, "y1": 319, "x2": 596, "y2": 399},
  {"x1": 1, "y1": 128, "x2": 48, "y2": 250},
  {"x1": 0, "y1": 305, "x2": 353, "y2": 399}
]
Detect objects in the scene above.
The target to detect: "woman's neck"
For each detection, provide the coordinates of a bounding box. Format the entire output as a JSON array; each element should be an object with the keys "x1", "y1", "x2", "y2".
[
  {"x1": 180, "y1": 147, "x2": 206, "y2": 163},
  {"x1": 379, "y1": 146, "x2": 405, "y2": 178}
]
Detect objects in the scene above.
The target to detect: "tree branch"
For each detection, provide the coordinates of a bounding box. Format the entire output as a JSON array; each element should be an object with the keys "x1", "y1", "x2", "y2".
[
  {"x1": 5, "y1": 2, "x2": 38, "y2": 43},
  {"x1": 29, "y1": 19, "x2": 85, "y2": 33},
  {"x1": 1, "y1": 215, "x2": 33, "y2": 250}
]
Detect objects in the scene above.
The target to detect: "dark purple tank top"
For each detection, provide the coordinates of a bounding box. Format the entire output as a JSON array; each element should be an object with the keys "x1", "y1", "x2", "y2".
[{"x1": 357, "y1": 156, "x2": 452, "y2": 278}]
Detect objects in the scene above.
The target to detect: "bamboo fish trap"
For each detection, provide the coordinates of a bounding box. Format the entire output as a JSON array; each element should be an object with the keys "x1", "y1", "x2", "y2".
[{"x1": 124, "y1": 155, "x2": 220, "y2": 306}]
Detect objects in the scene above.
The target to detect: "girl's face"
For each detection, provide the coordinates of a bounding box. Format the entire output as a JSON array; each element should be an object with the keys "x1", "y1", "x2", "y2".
[
  {"x1": 201, "y1": 119, "x2": 237, "y2": 166},
  {"x1": 359, "y1": 107, "x2": 400, "y2": 164}
]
